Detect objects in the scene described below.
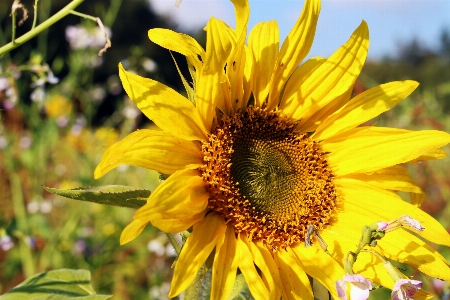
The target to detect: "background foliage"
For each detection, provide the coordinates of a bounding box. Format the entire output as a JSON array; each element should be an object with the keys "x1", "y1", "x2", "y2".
[{"x1": 1, "y1": 0, "x2": 449, "y2": 299}]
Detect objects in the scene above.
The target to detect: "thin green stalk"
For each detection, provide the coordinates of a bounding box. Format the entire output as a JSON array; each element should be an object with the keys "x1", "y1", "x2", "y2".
[
  {"x1": 32, "y1": 0, "x2": 39, "y2": 29},
  {"x1": 166, "y1": 233, "x2": 182, "y2": 254},
  {"x1": 36, "y1": 0, "x2": 50, "y2": 57},
  {"x1": 69, "y1": 10, "x2": 97, "y2": 22},
  {"x1": 10, "y1": 172, "x2": 35, "y2": 277},
  {"x1": 11, "y1": 6, "x2": 17, "y2": 45},
  {"x1": 103, "y1": 0, "x2": 123, "y2": 28},
  {"x1": 38, "y1": 204, "x2": 83, "y2": 271},
  {"x1": 0, "y1": 0, "x2": 85, "y2": 57}
]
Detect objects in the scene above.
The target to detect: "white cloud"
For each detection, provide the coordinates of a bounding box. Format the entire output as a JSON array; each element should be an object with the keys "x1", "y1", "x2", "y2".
[{"x1": 148, "y1": 0, "x2": 234, "y2": 32}]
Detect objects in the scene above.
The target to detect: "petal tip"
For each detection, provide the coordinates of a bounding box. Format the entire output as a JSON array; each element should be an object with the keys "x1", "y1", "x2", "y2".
[{"x1": 93, "y1": 166, "x2": 103, "y2": 179}]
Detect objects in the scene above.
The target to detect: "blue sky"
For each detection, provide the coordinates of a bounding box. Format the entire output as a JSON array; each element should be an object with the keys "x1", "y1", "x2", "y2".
[{"x1": 150, "y1": 0, "x2": 450, "y2": 60}]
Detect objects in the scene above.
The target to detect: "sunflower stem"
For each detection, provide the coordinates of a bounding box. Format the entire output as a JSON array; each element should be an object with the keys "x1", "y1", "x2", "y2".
[{"x1": 165, "y1": 233, "x2": 182, "y2": 255}]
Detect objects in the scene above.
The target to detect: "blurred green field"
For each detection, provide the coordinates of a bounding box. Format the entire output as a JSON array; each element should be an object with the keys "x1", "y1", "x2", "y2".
[{"x1": 1, "y1": 0, "x2": 450, "y2": 299}]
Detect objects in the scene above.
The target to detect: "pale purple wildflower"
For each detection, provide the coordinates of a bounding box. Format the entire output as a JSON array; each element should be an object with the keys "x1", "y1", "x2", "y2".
[
  {"x1": 399, "y1": 216, "x2": 425, "y2": 231},
  {"x1": 385, "y1": 215, "x2": 425, "y2": 232},
  {"x1": 377, "y1": 221, "x2": 388, "y2": 231},
  {"x1": 336, "y1": 274, "x2": 372, "y2": 300},
  {"x1": 391, "y1": 279, "x2": 422, "y2": 300},
  {"x1": 65, "y1": 25, "x2": 112, "y2": 50}
]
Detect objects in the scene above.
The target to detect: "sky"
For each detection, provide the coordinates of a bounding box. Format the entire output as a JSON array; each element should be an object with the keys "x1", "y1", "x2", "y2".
[{"x1": 149, "y1": 0, "x2": 450, "y2": 60}]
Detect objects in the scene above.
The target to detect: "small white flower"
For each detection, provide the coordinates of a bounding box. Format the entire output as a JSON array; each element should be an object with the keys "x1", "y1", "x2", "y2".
[
  {"x1": 147, "y1": 239, "x2": 165, "y2": 257},
  {"x1": 142, "y1": 58, "x2": 158, "y2": 73},
  {"x1": 0, "y1": 235, "x2": 14, "y2": 251},
  {"x1": 30, "y1": 86, "x2": 45, "y2": 102},
  {"x1": 0, "y1": 136, "x2": 8, "y2": 149},
  {"x1": 19, "y1": 136, "x2": 32, "y2": 149},
  {"x1": 0, "y1": 77, "x2": 9, "y2": 90},
  {"x1": 40, "y1": 200, "x2": 53, "y2": 214},
  {"x1": 27, "y1": 200, "x2": 39, "y2": 214},
  {"x1": 65, "y1": 24, "x2": 112, "y2": 50}
]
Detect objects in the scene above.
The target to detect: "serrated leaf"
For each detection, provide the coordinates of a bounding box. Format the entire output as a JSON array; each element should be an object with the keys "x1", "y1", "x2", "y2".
[
  {"x1": 0, "y1": 269, "x2": 112, "y2": 300},
  {"x1": 43, "y1": 185, "x2": 150, "y2": 209}
]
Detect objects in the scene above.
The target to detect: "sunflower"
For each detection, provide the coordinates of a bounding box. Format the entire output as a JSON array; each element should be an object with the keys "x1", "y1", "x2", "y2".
[{"x1": 95, "y1": 0, "x2": 450, "y2": 298}]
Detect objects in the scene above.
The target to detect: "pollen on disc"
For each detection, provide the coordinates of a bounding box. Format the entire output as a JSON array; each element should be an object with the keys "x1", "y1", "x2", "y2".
[{"x1": 200, "y1": 106, "x2": 337, "y2": 251}]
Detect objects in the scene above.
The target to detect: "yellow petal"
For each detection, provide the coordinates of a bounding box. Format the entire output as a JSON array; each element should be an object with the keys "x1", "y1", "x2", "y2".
[
  {"x1": 227, "y1": 39, "x2": 247, "y2": 112},
  {"x1": 171, "y1": 51, "x2": 196, "y2": 105},
  {"x1": 410, "y1": 148, "x2": 447, "y2": 162},
  {"x1": 267, "y1": 0, "x2": 321, "y2": 110},
  {"x1": 300, "y1": 83, "x2": 353, "y2": 133},
  {"x1": 334, "y1": 178, "x2": 450, "y2": 247},
  {"x1": 279, "y1": 56, "x2": 326, "y2": 113},
  {"x1": 323, "y1": 127, "x2": 450, "y2": 176},
  {"x1": 227, "y1": 0, "x2": 250, "y2": 112},
  {"x1": 211, "y1": 224, "x2": 239, "y2": 300},
  {"x1": 242, "y1": 45, "x2": 254, "y2": 107},
  {"x1": 325, "y1": 210, "x2": 450, "y2": 280},
  {"x1": 196, "y1": 18, "x2": 233, "y2": 130},
  {"x1": 340, "y1": 165, "x2": 423, "y2": 194},
  {"x1": 282, "y1": 21, "x2": 369, "y2": 129},
  {"x1": 353, "y1": 250, "x2": 395, "y2": 289},
  {"x1": 236, "y1": 235, "x2": 269, "y2": 300},
  {"x1": 377, "y1": 229, "x2": 450, "y2": 280},
  {"x1": 246, "y1": 240, "x2": 282, "y2": 300},
  {"x1": 169, "y1": 213, "x2": 226, "y2": 298},
  {"x1": 134, "y1": 169, "x2": 208, "y2": 232},
  {"x1": 341, "y1": 165, "x2": 426, "y2": 206},
  {"x1": 150, "y1": 211, "x2": 206, "y2": 233},
  {"x1": 274, "y1": 249, "x2": 313, "y2": 300},
  {"x1": 148, "y1": 28, "x2": 205, "y2": 71},
  {"x1": 248, "y1": 21, "x2": 279, "y2": 108},
  {"x1": 292, "y1": 245, "x2": 344, "y2": 300},
  {"x1": 320, "y1": 229, "x2": 395, "y2": 289},
  {"x1": 313, "y1": 80, "x2": 419, "y2": 141},
  {"x1": 231, "y1": 0, "x2": 249, "y2": 35},
  {"x1": 94, "y1": 129, "x2": 202, "y2": 178},
  {"x1": 118, "y1": 63, "x2": 207, "y2": 141},
  {"x1": 120, "y1": 219, "x2": 148, "y2": 245}
]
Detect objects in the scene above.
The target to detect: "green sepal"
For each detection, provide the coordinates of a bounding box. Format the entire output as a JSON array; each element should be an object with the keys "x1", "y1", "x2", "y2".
[
  {"x1": 0, "y1": 269, "x2": 112, "y2": 299},
  {"x1": 43, "y1": 185, "x2": 150, "y2": 209}
]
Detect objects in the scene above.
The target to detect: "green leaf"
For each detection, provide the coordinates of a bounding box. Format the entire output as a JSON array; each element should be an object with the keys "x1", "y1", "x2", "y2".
[
  {"x1": 228, "y1": 273, "x2": 248, "y2": 300},
  {"x1": 43, "y1": 185, "x2": 150, "y2": 209},
  {"x1": 0, "y1": 269, "x2": 112, "y2": 299}
]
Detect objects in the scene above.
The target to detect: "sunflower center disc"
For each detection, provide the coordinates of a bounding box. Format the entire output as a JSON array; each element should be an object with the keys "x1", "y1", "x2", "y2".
[{"x1": 200, "y1": 107, "x2": 337, "y2": 250}]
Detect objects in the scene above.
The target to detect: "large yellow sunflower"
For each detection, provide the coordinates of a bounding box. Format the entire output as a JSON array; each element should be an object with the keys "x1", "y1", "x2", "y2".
[{"x1": 95, "y1": 0, "x2": 450, "y2": 298}]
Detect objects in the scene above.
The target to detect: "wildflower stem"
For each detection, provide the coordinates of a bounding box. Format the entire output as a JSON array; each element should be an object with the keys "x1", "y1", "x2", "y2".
[
  {"x1": 32, "y1": 0, "x2": 39, "y2": 29},
  {"x1": 103, "y1": 0, "x2": 123, "y2": 28},
  {"x1": 68, "y1": 10, "x2": 97, "y2": 22},
  {"x1": 10, "y1": 172, "x2": 35, "y2": 277},
  {"x1": 11, "y1": 5, "x2": 17, "y2": 45},
  {"x1": 0, "y1": 0, "x2": 84, "y2": 57},
  {"x1": 38, "y1": 205, "x2": 84, "y2": 270},
  {"x1": 360, "y1": 249, "x2": 387, "y2": 263},
  {"x1": 68, "y1": 10, "x2": 111, "y2": 56}
]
